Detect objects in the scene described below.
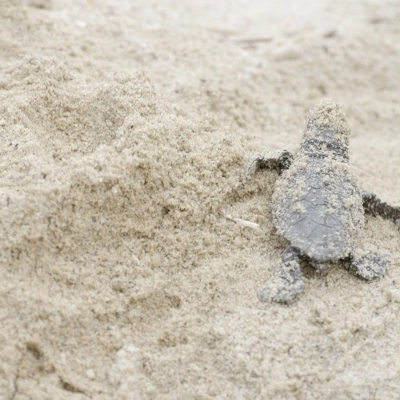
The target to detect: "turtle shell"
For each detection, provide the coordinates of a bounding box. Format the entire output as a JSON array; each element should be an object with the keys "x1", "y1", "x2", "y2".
[{"x1": 272, "y1": 156, "x2": 364, "y2": 262}]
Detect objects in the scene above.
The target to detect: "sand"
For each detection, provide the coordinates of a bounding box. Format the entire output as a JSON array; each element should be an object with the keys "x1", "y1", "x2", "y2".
[{"x1": 1, "y1": 0, "x2": 400, "y2": 398}]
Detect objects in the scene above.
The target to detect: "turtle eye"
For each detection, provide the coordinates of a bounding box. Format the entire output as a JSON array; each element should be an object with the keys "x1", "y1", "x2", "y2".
[{"x1": 326, "y1": 142, "x2": 341, "y2": 152}]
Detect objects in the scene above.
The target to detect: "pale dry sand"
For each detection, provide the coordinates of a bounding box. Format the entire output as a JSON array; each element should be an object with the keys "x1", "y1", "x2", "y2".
[{"x1": 1, "y1": 1, "x2": 400, "y2": 399}]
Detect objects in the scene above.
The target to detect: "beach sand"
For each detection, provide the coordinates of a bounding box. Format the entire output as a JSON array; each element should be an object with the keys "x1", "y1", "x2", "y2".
[{"x1": 1, "y1": 1, "x2": 400, "y2": 398}]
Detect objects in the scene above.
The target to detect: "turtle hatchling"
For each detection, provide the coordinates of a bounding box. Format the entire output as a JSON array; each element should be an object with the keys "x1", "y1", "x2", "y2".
[{"x1": 245, "y1": 98, "x2": 400, "y2": 303}]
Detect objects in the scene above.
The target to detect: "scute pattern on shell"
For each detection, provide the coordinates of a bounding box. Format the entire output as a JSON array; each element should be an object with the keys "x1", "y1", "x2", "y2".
[{"x1": 272, "y1": 157, "x2": 364, "y2": 262}]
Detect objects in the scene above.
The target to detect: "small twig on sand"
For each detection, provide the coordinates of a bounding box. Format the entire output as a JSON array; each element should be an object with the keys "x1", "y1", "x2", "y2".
[
  {"x1": 225, "y1": 214, "x2": 261, "y2": 231},
  {"x1": 234, "y1": 37, "x2": 273, "y2": 44}
]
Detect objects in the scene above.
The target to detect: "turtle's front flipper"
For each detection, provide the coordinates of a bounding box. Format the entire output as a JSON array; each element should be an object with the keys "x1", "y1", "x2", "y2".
[
  {"x1": 349, "y1": 248, "x2": 390, "y2": 280},
  {"x1": 259, "y1": 247, "x2": 304, "y2": 303},
  {"x1": 362, "y1": 191, "x2": 400, "y2": 223},
  {"x1": 243, "y1": 150, "x2": 293, "y2": 184}
]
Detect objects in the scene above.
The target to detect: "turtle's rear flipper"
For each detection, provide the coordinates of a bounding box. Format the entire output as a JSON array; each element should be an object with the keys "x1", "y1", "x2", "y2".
[
  {"x1": 349, "y1": 248, "x2": 390, "y2": 280},
  {"x1": 243, "y1": 150, "x2": 293, "y2": 185},
  {"x1": 362, "y1": 191, "x2": 400, "y2": 223},
  {"x1": 259, "y1": 247, "x2": 304, "y2": 303}
]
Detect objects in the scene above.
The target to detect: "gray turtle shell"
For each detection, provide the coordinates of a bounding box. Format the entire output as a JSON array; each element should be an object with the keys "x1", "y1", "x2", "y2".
[{"x1": 272, "y1": 156, "x2": 364, "y2": 262}]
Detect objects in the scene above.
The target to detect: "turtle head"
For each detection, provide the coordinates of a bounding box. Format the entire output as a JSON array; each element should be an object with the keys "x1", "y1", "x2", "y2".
[{"x1": 300, "y1": 98, "x2": 350, "y2": 162}]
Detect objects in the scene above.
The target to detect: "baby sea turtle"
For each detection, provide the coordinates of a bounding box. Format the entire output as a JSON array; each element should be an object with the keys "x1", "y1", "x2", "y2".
[{"x1": 246, "y1": 98, "x2": 400, "y2": 303}]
